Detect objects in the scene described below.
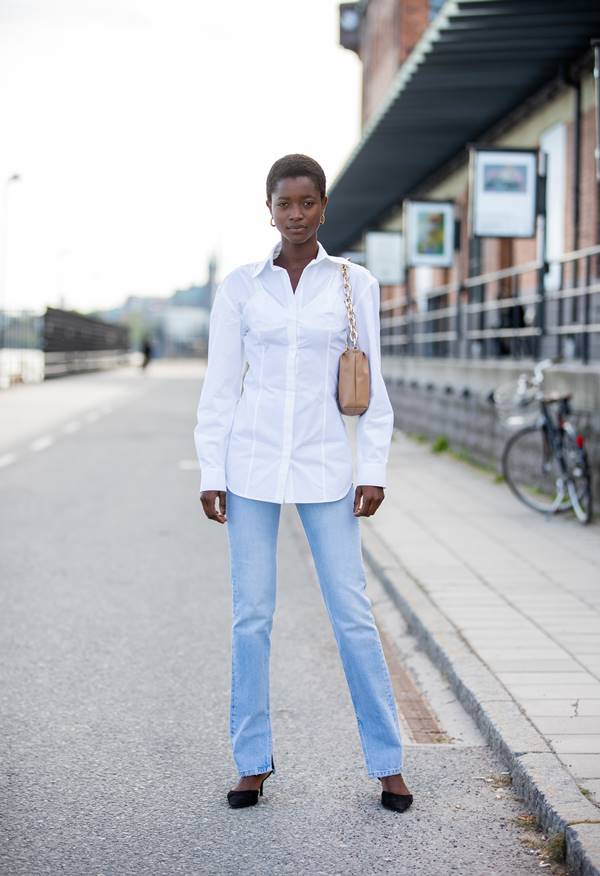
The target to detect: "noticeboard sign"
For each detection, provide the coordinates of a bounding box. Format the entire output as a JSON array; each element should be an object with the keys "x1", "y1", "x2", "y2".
[
  {"x1": 365, "y1": 231, "x2": 405, "y2": 285},
  {"x1": 471, "y1": 147, "x2": 538, "y2": 238}
]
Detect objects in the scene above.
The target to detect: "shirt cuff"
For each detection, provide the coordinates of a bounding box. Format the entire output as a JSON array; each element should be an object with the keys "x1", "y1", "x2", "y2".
[
  {"x1": 355, "y1": 463, "x2": 387, "y2": 488},
  {"x1": 199, "y1": 466, "x2": 226, "y2": 493}
]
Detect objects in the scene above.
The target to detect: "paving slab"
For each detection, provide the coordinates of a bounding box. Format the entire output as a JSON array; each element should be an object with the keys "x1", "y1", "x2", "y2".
[
  {"x1": 520, "y1": 700, "x2": 600, "y2": 717},
  {"x1": 549, "y1": 737, "x2": 600, "y2": 755},
  {"x1": 352, "y1": 428, "x2": 600, "y2": 876}
]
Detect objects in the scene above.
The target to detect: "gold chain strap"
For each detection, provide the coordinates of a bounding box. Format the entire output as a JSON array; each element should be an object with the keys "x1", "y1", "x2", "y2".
[{"x1": 340, "y1": 263, "x2": 358, "y2": 350}]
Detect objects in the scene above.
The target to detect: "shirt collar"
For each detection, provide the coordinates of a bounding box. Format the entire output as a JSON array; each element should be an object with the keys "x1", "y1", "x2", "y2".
[{"x1": 251, "y1": 239, "x2": 333, "y2": 278}]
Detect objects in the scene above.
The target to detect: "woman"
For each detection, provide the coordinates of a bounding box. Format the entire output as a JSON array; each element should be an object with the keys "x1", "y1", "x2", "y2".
[{"x1": 194, "y1": 154, "x2": 412, "y2": 813}]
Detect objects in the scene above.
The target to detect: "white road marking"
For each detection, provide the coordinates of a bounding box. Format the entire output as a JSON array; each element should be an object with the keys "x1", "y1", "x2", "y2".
[
  {"x1": 178, "y1": 460, "x2": 199, "y2": 470},
  {"x1": 30, "y1": 435, "x2": 54, "y2": 452},
  {"x1": 63, "y1": 420, "x2": 81, "y2": 434},
  {"x1": 0, "y1": 453, "x2": 17, "y2": 468}
]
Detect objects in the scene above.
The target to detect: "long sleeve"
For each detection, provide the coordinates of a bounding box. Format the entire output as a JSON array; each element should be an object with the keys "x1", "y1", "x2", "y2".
[
  {"x1": 353, "y1": 277, "x2": 394, "y2": 487},
  {"x1": 193, "y1": 282, "x2": 245, "y2": 492}
]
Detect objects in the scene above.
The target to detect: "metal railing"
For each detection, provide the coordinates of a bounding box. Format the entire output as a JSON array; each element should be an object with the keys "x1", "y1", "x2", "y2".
[
  {"x1": 0, "y1": 307, "x2": 131, "y2": 386},
  {"x1": 380, "y1": 244, "x2": 600, "y2": 363}
]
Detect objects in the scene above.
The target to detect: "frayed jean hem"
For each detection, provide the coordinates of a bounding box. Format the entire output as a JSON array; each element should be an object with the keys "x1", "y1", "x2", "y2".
[
  {"x1": 369, "y1": 765, "x2": 404, "y2": 779},
  {"x1": 237, "y1": 763, "x2": 273, "y2": 777}
]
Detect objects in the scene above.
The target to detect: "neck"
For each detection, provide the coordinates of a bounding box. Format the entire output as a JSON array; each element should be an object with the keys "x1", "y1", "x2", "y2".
[{"x1": 276, "y1": 235, "x2": 319, "y2": 267}]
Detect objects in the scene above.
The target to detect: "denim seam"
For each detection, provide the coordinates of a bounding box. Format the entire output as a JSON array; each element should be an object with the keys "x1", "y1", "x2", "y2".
[
  {"x1": 369, "y1": 589, "x2": 405, "y2": 774},
  {"x1": 308, "y1": 572, "x2": 376, "y2": 778},
  {"x1": 375, "y1": 630, "x2": 402, "y2": 720},
  {"x1": 334, "y1": 623, "x2": 375, "y2": 776},
  {"x1": 264, "y1": 633, "x2": 274, "y2": 774},
  {"x1": 229, "y1": 569, "x2": 239, "y2": 742},
  {"x1": 227, "y1": 491, "x2": 280, "y2": 777},
  {"x1": 365, "y1": 632, "x2": 404, "y2": 776},
  {"x1": 306, "y1": 498, "x2": 403, "y2": 778},
  {"x1": 359, "y1": 557, "x2": 404, "y2": 749}
]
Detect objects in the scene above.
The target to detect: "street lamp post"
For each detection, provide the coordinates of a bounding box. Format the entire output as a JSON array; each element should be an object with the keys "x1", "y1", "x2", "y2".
[{"x1": 0, "y1": 173, "x2": 22, "y2": 349}]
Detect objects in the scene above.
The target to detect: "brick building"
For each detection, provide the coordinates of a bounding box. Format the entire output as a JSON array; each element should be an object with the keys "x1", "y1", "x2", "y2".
[{"x1": 327, "y1": 0, "x2": 600, "y2": 495}]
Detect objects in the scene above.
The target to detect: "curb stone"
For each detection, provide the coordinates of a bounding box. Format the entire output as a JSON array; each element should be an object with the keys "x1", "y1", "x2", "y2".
[{"x1": 361, "y1": 523, "x2": 600, "y2": 876}]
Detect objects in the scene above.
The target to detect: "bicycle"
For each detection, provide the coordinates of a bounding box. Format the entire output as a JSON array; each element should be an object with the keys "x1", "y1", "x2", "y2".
[{"x1": 492, "y1": 359, "x2": 593, "y2": 525}]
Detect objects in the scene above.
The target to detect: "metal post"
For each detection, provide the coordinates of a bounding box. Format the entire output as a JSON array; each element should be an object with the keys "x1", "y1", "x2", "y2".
[
  {"x1": 593, "y1": 41, "x2": 600, "y2": 287},
  {"x1": 593, "y1": 40, "x2": 600, "y2": 185},
  {"x1": 582, "y1": 254, "x2": 592, "y2": 364},
  {"x1": 466, "y1": 235, "x2": 482, "y2": 359},
  {"x1": 572, "y1": 73, "x2": 582, "y2": 252},
  {"x1": 405, "y1": 265, "x2": 414, "y2": 356},
  {"x1": 557, "y1": 260, "x2": 564, "y2": 359},
  {"x1": 513, "y1": 270, "x2": 521, "y2": 359},
  {"x1": 466, "y1": 146, "x2": 481, "y2": 360},
  {"x1": 534, "y1": 152, "x2": 548, "y2": 361},
  {"x1": 454, "y1": 283, "x2": 463, "y2": 358}
]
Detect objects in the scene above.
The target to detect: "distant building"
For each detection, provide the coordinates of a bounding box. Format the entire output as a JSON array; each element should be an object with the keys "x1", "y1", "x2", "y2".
[
  {"x1": 171, "y1": 284, "x2": 212, "y2": 309},
  {"x1": 161, "y1": 306, "x2": 210, "y2": 356},
  {"x1": 328, "y1": 0, "x2": 600, "y2": 363},
  {"x1": 90, "y1": 255, "x2": 217, "y2": 357},
  {"x1": 329, "y1": 0, "x2": 600, "y2": 498}
]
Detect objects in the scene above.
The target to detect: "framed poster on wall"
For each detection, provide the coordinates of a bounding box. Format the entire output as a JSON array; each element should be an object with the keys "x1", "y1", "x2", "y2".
[
  {"x1": 405, "y1": 200, "x2": 455, "y2": 267},
  {"x1": 365, "y1": 231, "x2": 405, "y2": 285},
  {"x1": 471, "y1": 147, "x2": 538, "y2": 238}
]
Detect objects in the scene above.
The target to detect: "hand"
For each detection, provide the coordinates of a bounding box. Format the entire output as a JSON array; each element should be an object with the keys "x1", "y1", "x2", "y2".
[
  {"x1": 200, "y1": 490, "x2": 227, "y2": 524},
  {"x1": 353, "y1": 485, "x2": 385, "y2": 517}
]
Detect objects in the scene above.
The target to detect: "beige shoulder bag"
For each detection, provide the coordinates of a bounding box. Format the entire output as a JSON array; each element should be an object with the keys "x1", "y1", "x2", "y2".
[{"x1": 337, "y1": 263, "x2": 370, "y2": 416}]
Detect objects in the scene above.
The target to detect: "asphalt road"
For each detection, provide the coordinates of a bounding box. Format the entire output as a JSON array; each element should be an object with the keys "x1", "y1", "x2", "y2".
[{"x1": 0, "y1": 361, "x2": 558, "y2": 875}]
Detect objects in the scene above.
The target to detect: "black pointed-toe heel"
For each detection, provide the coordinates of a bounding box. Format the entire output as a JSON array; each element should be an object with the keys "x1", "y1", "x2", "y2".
[
  {"x1": 381, "y1": 790, "x2": 413, "y2": 813},
  {"x1": 227, "y1": 756, "x2": 275, "y2": 809}
]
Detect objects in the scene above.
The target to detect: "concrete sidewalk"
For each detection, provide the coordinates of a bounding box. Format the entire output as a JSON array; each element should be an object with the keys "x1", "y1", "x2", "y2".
[{"x1": 359, "y1": 429, "x2": 600, "y2": 875}]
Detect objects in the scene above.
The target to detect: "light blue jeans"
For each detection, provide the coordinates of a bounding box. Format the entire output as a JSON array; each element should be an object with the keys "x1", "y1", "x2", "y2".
[{"x1": 225, "y1": 484, "x2": 404, "y2": 779}]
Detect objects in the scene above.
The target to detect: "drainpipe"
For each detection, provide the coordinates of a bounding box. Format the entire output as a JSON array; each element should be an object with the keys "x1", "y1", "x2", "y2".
[
  {"x1": 593, "y1": 41, "x2": 600, "y2": 245},
  {"x1": 572, "y1": 72, "x2": 582, "y2": 253}
]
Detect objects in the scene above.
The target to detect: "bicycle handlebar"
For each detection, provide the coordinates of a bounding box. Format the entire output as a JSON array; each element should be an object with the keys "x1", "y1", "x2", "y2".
[{"x1": 532, "y1": 357, "x2": 562, "y2": 385}]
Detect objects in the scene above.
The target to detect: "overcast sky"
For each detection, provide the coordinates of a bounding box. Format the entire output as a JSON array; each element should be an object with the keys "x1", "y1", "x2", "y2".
[{"x1": 0, "y1": 0, "x2": 361, "y2": 312}]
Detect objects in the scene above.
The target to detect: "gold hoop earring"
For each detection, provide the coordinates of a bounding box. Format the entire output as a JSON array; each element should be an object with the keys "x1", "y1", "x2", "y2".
[
  {"x1": 320, "y1": 214, "x2": 326, "y2": 225},
  {"x1": 270, "y1": 217, "x2": 276, "y2": 227}
]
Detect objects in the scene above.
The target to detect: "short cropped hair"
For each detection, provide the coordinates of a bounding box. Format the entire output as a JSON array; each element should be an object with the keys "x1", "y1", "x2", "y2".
[{"x1": 266, "y1": 154, "x2": 326, "y2": 201}]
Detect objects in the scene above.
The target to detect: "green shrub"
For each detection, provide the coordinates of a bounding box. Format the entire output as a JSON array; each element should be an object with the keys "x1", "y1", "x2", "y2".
[{"x1": 432, "y1": 435, "x2": 449, "y2": 454}]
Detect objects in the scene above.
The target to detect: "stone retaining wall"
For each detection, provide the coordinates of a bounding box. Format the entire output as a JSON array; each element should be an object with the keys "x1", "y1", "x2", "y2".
[{"x1": 383, "y1": 357, "x2": 600, "y2": 506}]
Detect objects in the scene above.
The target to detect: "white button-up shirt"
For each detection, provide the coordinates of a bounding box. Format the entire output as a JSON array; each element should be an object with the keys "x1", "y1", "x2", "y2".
[{"x1": 193, "y1": 239, "x2": 394, "y2": 504}]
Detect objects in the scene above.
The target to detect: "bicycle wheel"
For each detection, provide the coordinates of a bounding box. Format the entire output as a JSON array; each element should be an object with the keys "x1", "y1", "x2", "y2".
[
  {"x1": 502, "y1": 424, "x2": 567, "y2": 515},
  {"x1": 562, "y1": 425, "x2": 593, "y2": 524}
]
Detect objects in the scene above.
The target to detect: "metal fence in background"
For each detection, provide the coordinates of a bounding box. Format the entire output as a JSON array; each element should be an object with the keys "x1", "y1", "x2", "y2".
[
  {"x1": 0, "y1": 307, "x2": 131, "y2": 386},
  {"x1": 44, "y1": 307, "x2": 128, "y2": 353},
  {"x1": 43, "y1": 307, "x2": 130, "y2": 377},
  {"x1": 380, "y1": 244, "x2": 600, "y2": 364}
]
